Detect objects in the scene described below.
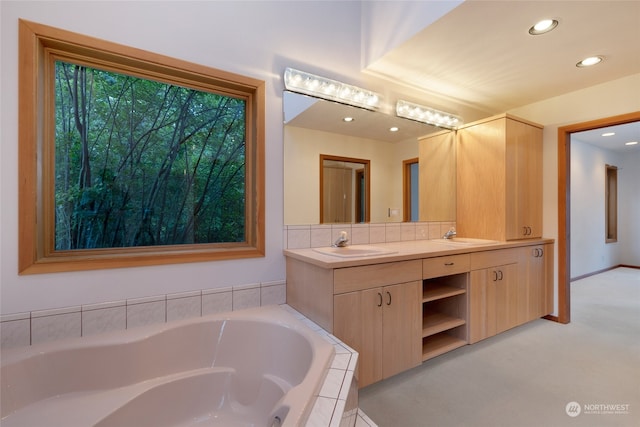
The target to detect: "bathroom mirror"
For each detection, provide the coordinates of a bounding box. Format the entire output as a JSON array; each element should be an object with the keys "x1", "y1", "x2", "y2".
[{"x1": 284, "y1": 91, "x2": 447, "y2": 225}]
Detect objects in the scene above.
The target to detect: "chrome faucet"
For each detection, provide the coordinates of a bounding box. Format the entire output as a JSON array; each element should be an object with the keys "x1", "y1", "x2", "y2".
[
  {"x1": 332, "y1": 231, "x2": 349, "y2": 247},
  {"x1": 442, "y1": 227, "x2": 457, "y2": 239}
]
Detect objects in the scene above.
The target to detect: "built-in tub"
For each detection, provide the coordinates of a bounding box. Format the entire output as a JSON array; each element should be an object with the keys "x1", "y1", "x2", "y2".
[{"x1": 0, "y1": 305, "x2": 335, "y2": 427}]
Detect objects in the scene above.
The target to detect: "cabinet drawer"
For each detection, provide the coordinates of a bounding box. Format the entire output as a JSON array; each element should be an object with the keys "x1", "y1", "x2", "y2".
[
  {"x1": 423, "y1": 254, "x2": 470, "y2": 279},
  {"x1": 334, "y1": 260, "x2": 422, "y2": 294},
  {"x1": 470, "y1": 248, "x2": 519, "y2": 270}
]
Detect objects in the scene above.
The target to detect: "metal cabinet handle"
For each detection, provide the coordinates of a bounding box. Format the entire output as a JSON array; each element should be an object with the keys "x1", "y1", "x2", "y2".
[
  {"x1": 386, "y1": 291, "x2": 392, "y2": 306},
  {"x1": 493, "y1": 270, "x2": 498, "y2": 282},
  {"x1": 498, "y1": 270, "x2": 504, "y2": 281},
  {"x1": 444, "y1": 262, "x2": 454, "y2": 266},
  {"x1": 377, "y1": 292, "x2": 383, "y2": 307}
]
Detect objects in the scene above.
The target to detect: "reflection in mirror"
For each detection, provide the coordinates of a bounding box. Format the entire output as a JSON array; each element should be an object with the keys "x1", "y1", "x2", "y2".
[
  {"x1": 284, "y1": 91, "x2": 444, "y2": 225},
  {"x1": 320, "y1": 155, "x2": 370, "y2": 223}
]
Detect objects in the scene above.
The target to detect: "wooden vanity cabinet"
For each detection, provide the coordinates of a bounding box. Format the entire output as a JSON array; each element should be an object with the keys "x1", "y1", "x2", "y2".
[
  {"x1": 469, "y1": 248, "x2": 520, "y2": 343},
  {"x1": 332, "y1": 260, "x2": 422, "y2": 388},
  {"x1": 457, "y1": 114, "x2": 543, "y2": 241},
  {"x1": 334, "y1": 281, "x2": 421, "y2": 387}
]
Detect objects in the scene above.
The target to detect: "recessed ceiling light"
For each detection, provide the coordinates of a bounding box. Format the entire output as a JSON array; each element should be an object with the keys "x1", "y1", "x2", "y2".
[
  {"x1": 576, "y1": 56, "x2": 603, "y2": 67},
  {"x1": 529, "y1": 19, "x2": 558, "y2": 35},
  {"x1": 626, "y1": 141, "x2": 638, "y2": 146},
  {"x1": 343, "y1": 117, "x2": 354, "y2": 122},
  {"x1": 389, "y1": 127, "x2": 399, "y2": 132},
  {"x1": 602, "y1": 132, "x2": 615, "y2": 136}
]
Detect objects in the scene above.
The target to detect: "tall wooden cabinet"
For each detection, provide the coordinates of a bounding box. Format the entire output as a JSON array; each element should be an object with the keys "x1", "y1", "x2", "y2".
[{"x1": 457, "y1": 114, "x2": 543, "y2": 241}]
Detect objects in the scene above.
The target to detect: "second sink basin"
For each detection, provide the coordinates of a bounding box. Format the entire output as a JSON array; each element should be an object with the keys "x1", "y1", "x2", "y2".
[
  {"x1": 431, "y1": 237, "x2": 499, "y2": 245},
  {"x1": 313, "y1": 245, "x2": 397, "y2": 258}
]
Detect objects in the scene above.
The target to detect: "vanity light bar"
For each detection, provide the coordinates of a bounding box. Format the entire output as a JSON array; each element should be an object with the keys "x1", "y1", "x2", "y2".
[
  {"x1": 284, "y1": 67, "x2": 381, "y2": 111},
  {"x1": 396, "y1": 99, "x2": 462, "y2": 129}
]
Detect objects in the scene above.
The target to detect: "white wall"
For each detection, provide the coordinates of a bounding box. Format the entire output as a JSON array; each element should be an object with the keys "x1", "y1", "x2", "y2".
[
  {"x1": 0, "y1": 1, "x2": 453, "y2": 315},
  {"x1": 2, "y1": 1, "x2": 639, "y2": 318},
  {"x1": 619, "y1": 150, "x2": 640, "y2": 265},
  {"x1": 570, "y1": 141, "x2": 626, "y2": 277},
  {"x1": 0, "y1": 1, "x2": 367, "y2": 314}
]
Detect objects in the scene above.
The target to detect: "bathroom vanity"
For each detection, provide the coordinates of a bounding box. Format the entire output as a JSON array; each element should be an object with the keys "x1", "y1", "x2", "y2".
[{"x1": 284, "y1": 238, "x2": 553, "y2": 388}]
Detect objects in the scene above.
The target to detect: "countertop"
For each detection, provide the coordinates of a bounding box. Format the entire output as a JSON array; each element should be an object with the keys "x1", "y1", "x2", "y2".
[{"x1": 283, "y1": 238, "x2": 555, "y2": 269}]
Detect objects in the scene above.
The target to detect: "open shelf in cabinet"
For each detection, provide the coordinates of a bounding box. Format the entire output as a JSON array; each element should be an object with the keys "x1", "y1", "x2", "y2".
[
  {"x1": 422, "y1": 329, "x2": 467, "y2": 361},
  {"x1": 421, "y1": 273, "x2": 468, "y2": 361},
  {"x1": 423, "y1": 285, "x2": 466, "y2": 302},
  {"x1": 422, "y1": 312, "x2": 466, "y2": 337}
]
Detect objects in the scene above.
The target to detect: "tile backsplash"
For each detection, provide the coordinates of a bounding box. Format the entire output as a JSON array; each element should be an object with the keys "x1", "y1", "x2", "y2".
[
  {"x1": 0, "y1": 280, "x2": 285, "y2": 350},
  {"x1": 284, "y1": 221, "x2": 455, "y2": 249}
]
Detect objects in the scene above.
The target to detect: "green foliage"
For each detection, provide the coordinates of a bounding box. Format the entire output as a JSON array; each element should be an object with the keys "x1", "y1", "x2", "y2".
[{"x1": 54, "y1": 61, "x2": 246, "y2": 250}]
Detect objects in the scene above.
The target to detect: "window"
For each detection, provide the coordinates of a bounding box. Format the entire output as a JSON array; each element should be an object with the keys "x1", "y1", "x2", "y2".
[
  {"x1": 18, "y1": 20, "x2": 265, "y2": 274},
  {"x1": 605, "y1": 164, "x2": 618, "y2": 243}
]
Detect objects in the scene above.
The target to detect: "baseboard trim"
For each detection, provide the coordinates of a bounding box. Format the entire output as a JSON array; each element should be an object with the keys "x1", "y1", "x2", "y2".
[{"x1": 570, "y1": 264, "x2": 639, "y2": 282}]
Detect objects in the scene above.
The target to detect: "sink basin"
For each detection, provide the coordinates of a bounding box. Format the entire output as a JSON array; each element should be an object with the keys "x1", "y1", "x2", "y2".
[
  {"x1": 313, "y1": 245, "x2": 397, "y2": 258},
  {"x1": 430, "y1": 237, "x2": 499, "y2": 246}
]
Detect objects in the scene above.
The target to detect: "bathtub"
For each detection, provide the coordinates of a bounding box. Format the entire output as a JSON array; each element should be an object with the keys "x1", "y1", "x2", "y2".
[{"x1": 0, "y1": 305, "x2": 335, "y2": 427}]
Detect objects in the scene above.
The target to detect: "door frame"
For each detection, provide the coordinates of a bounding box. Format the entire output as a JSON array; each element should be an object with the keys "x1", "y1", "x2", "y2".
[{"x1": 555, "y1": 111, "x2": 640, "y2": 324}]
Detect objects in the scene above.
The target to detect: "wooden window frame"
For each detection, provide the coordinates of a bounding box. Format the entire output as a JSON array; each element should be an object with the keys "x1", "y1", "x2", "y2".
[{"x1": 18, "y1": 20, "x2": 265, "y2": 274}]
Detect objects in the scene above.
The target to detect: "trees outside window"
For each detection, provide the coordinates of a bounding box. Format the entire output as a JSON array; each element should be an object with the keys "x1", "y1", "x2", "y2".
[{"x1": 19, "y1": 20, "x2": 265, "y2": 274}]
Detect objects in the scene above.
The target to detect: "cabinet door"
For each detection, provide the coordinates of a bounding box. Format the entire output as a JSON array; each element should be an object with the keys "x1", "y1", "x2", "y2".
[
  {"x1": 505, "y1": 119, "x2": 543, "y2": 239},
  {"x1": 469, "y1": 269, "x2": 496, "y2": 344},
  {"x1": 470, "y1": 264, "x2": 516, "y2": 343},
  {"x1": 382, "y1": 281, "x2": 422, "y2": 379},
  {"x1": 495, "y1": 263, "x2": 518, "y2": 334},
  {"x1": 517, "y1": 244, "x2": 553, "y2": 324},
  {"x1": 334, "y1": 288, "x2": 383, "y2": 387}
]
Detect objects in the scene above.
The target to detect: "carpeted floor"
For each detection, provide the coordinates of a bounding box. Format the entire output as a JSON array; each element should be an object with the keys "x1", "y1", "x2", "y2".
[{"x1": 358, "y1": 267, "x2": 640, "y2": 427}]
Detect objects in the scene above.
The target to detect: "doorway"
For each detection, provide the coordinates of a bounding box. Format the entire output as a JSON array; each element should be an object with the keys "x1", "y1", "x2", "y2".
[
  {"x1": 556, "y1": 111, "x2": 640, "y2": 324},
  {"x1": 319, "y1": 154, "x2": 370, "y2": 224}
]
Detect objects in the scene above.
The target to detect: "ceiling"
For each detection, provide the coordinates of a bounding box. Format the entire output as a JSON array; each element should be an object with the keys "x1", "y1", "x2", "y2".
[
  {"x1": 365, "y1": 0, "x2": 640, "y2": 153},
  {"x1": 366, "y1": 0, "x2": 640, "y2": 114},
  {"x1": 572, "y1": 121, "x2": 640, "y2": 153},
  {"x1": 285, "y1": 1, "x2": 640, "y2": 151}
]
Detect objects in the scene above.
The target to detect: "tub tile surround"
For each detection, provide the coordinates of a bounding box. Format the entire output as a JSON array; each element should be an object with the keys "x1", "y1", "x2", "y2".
[
  {"x1": 284, "y1": 221, "x2": 455, "y2": 250},
  {"x1": 0, "y1": 280, "x2": 286, "y2": 350},
  {"x1": 279, "y1": 304, "x2": 363, "y2": 427}
]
